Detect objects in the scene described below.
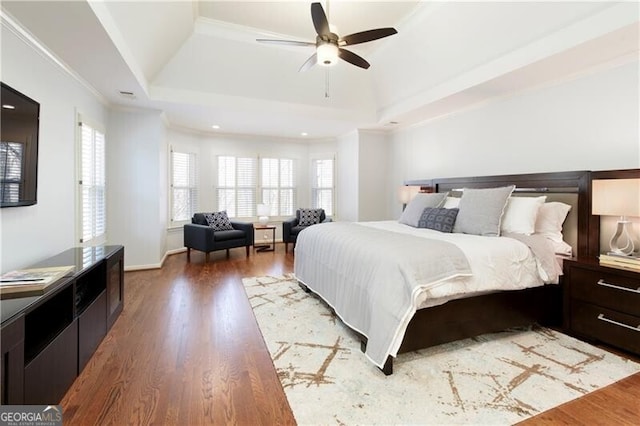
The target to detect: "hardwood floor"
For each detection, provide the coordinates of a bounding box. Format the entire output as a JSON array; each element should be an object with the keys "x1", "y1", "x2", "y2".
[
  {"x1": 61, "y1": 246, "x2": 295, "y2": 425},
  {"x1": 61, "y1": 245, "x2": 640, "y2": 425}
]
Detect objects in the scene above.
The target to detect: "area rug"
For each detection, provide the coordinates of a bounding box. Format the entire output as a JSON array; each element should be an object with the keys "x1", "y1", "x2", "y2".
[{"x1": 242, "y1": 274, "x2": 640, "y2": 425}]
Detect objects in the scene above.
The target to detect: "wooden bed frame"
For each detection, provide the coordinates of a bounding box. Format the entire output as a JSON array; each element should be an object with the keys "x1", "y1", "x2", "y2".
[
  {"x1": 300, "y1": 171, "x2": 598, "y2": 375},
  {"x1": 363, "y1": 170, "x2": 598, "y2": 375}
]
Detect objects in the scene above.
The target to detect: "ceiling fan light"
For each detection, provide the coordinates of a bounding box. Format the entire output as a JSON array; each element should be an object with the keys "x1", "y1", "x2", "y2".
[{"x1": 317, "y1": 43, "x2": 339, "y2": 66}]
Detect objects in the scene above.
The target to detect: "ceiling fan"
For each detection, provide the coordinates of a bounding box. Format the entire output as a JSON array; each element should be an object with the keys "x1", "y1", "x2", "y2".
[{"x1": 257, "y1": 2, "x2": 397, "y2": 71}]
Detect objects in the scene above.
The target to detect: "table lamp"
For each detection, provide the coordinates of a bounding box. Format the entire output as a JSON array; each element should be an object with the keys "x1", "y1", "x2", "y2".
[
  {"x1": 592, "y1": 178, "x2": 640, "y2": 256},
  {"x1": 257, "y1": 203, "x2": 270, "y2": 225},
  {"x1": 397, "y1": 186, "x2": 420, "y2": 211}
]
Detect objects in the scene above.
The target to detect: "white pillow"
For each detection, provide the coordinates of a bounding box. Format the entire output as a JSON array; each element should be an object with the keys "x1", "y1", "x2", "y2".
[
  {"x1": 442, "y1": 196, "x2": 460, "y2": 208},
  {"x1": 535, "y1": 202, "x2": 572, "y2": 243},
  {"x1": 501, "y1": 196, "x2": 546, "y2": 235}
]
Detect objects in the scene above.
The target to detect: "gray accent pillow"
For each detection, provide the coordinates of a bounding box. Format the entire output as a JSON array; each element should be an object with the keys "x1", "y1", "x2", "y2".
[
  {"x1": 399, "y1": 192, "x2": 448, "y2": 227},
  {"x1": 418, "y1": 208, "x2": 459, "y2": 233},
  {"x1": 453, "y1": 185, "x2": 515, "y2": 236},
  {"x1": 299, "y1": 208, "x2": 322, "y2": 226},
  {"x1": 204, "y1": 211, "x2": 234, "y2": 231}
]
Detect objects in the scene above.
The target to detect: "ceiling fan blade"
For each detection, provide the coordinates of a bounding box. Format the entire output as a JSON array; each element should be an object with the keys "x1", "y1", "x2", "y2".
[
  {"x1": 340, "y1": 28, "x2": 398, "y2": 46},
  {"x1": 299, "y1": 53, "x2": 318, "y2": 72},
  {"x1": 338, "y1": 48, "x2": 370, "y2": 69},
  {"x1": 256, "y1": 39, "x2": 315, "y2": 47},
  {"x1": 311, "y1": 2, "x2": 330, "y2": 36}
]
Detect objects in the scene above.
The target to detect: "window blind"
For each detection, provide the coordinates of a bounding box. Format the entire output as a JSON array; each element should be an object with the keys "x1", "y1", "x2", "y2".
[
  {"x1": 171, "y1": 151, "x2": 198, "y2": 222},
  {"x1": 261, "y1": 157, "x2": 295, "y2": 216},
  {"x1": 311, "y1": 158, "x2": 334, "y2": 216},
  {"x1": 217, "y1": 156, "x2": 257, "y2": 218},
  {"x1": 79, "y1": 120, "x2": 106, "y2": 245}
]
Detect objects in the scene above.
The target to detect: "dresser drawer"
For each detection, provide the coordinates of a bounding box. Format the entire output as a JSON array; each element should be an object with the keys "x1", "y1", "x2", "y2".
[
  {"x1": 571, "y1": 301, "x2": 640, "y2": 355},
  {"x1": 569, "y1": 266, "x2": 640, "y2": 316}
]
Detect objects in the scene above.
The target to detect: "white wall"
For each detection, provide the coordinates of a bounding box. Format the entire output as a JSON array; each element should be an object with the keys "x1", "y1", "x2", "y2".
[
  {"x1": 337, "y1": 131, "x2": 359, "y2": 222},
  {"x1": 0, "y1": 21, "x2": 108, "y2": 273},
  {"x1": 335, "y1": 130, "x2": 393, "y2": 222},
  {"x1": 388, "y1": 60, "x2": 640, "y2": 217},
  {"x1": 107, "y1": 108, "x2": 167, "y2": 269},
  {"x1": 358, "y1": 131, "x2": 392, "y2": 221}
]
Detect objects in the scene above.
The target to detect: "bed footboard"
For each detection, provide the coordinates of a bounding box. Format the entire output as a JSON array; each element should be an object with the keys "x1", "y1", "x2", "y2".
[{"x1": 399, "y1": 284, "x2": 561, "y2": 353}]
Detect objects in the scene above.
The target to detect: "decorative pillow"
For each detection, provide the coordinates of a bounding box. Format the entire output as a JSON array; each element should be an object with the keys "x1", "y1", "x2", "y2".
[
  {"x1": 535, "y1": 202, "x2": 572, "y2": 243},
  {"x1": 418, "y1": 208, "x2": 459, "y2": 233},
  {"x1": 501, "y1": 196, "x2": 546, "y2": 235},
  {"x1": 442, "y1": 196, "x2": 460, "y2": 208},
  {"x1": 399, "y1": 192, "x2": 448, "y2": 227},
  {"x1": 453, "y1": 185, "x2": 515, "y2": 237},
  {"x1": 299, "y1": 208, "x2": 322, "y2": 226},
  {"x1": 204, "y1": 211, "x2": 234, "y2": 231}
]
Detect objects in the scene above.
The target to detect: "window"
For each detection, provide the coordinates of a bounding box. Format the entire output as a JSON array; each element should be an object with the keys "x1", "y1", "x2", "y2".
[
  {"x1": 217, "y1": 156, "x2": 257, "y2": 218},
  {"x1": 0, "y1": 142, "x2": 22, "y2": 203},
  {"x1": 78, "y1": 117, "x2": 106, "y2": 245},
  {"x1": 261, "y1": 157, "x2": 295, "y2": 217},
  {"x1": 171, "y1": 150, "x2": 198, "y2": 223},
  {"x1": 311, "y1": 158, "x2": 334, "y2": 216}
]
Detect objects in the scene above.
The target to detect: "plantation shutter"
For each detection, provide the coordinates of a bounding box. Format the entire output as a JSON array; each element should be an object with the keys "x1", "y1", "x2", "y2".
[
  {"x1": 79, "y1": 119, "x2": 106, "y2": 245},
  {"x1": 217, "y1": 156, "x2": 257, "y2": 218},
  {"x1": 311, "y1": 158, "x2": 334, "y2": 216},
  {"x1": 171, "y1": 151, "x2": 198, "y2": 222},
  {"x1": 261, "y1": 158, "x2": 295, "y2": 216}
]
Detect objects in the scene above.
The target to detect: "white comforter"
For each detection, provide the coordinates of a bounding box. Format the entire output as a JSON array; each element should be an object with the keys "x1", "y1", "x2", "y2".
[{"x1": 294, "y1": 220, "x2": 557, "y2": 368}]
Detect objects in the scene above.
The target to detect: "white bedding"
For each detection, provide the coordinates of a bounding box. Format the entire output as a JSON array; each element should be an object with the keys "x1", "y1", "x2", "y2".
[
  {"x1": 294, "y1": 220, "x2": 558, "y2": 368},
  {"x1": 363, "y1": 221, "x2": 557, "y2": 309}
]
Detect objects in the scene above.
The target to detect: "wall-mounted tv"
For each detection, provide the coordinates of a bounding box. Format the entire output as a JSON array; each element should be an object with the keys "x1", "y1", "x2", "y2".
[{"x1": 0, "y1": 82, "x2": 40, "y2": 207}]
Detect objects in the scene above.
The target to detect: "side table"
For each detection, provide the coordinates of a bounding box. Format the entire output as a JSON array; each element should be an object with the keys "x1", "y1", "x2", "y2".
[
  {"x1": 563, "y1": 257, "x2": 640, "y2": 356},
  {"x1": 254, "y1": 225, "x2": 276, "y2": 252}
]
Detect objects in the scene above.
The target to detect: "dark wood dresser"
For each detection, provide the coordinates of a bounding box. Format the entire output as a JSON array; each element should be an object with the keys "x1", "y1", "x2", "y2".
[
  {"x1": 0, "y1": 245, "x2": 124, "y2": 404},
  {"x1": 563, "y1": 258, "x2": 640, "y2": 356}
]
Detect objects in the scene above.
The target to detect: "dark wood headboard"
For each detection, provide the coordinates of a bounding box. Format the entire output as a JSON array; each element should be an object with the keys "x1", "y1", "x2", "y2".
[{"x1": 405, "y1": 171, "x2": 598, "y2": 259}]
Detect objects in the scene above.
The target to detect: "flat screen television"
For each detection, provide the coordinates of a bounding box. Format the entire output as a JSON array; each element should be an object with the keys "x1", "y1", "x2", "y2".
[{"x1": 0, "y1": 82, "x2": 40, "y2": 207}]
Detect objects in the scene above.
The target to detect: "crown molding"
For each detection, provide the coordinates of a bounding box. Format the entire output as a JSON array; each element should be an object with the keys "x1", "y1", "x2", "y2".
[{"x1": 1, "y1": 10, "x2": 109, "y2": 106}]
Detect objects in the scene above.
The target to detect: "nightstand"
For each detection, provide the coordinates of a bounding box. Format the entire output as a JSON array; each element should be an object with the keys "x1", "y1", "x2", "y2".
[
  {"x1": 564, "y1": 258, "x2": 640, "y2": 356},
  {"x1": 254, "y1": 225, "x2": 276, "y2": 252}
]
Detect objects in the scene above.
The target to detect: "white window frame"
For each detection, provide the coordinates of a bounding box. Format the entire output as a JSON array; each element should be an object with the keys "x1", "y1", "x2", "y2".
[
  {"x1": 311, "y1": 156, "x2": 335, "y2": 217},
  {"x1": 170, "y1": 148, "x2": 198, "y2": 225},
  {"x1": 76, "y1": 114, "x2": 106, "y2": 246},
  {"x1": 216, "y1": 155, "x2": 257, "y2": 218},
  {"x1": 259, "y1": 157, "x2": 296, "y2": 218}
]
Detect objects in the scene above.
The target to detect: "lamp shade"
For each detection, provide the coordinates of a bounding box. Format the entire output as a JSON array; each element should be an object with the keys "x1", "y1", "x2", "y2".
[
  {"x1": 317, "y1": 43, "x2": 339, "y2": 66},
  {"x1": 398, "y1": 186, "x2": 420, "y2": 204},
  {"x1": 257, "y1": 203, "x2": 270, "y2": 217},
  {"x1": 592, "y1": 178, "x2": 640, "y2": 217}
]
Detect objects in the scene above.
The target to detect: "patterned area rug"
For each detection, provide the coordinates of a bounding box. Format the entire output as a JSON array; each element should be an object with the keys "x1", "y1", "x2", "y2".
[{"x1": 242, "y1": 275, "x2": 640, "y2": 425}]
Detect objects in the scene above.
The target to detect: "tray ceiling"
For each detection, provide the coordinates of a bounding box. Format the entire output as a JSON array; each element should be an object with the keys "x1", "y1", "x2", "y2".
[{"x1": 2, "y1": 1, "x2": 637, "y2": 139}]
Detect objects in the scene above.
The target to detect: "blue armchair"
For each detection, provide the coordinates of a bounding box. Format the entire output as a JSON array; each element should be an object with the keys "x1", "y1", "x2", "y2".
[
  {"x1": 282, "y1": 208, "x2": 332, "y2": 253},
  {"x1": 184, "y1": 213, "x2": 254, "y2": 262}
]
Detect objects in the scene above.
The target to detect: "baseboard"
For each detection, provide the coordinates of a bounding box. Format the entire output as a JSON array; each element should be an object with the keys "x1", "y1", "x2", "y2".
[
  {"x1": 166, "y1": 247, "x2": 187, "y2": 256},
  {"x1": 124, "y1": 248, "x2": 187, "y2": 272}
]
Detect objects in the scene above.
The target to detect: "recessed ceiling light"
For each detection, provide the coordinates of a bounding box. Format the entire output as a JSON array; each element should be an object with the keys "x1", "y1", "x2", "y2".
[
  {"x1": 2, "y1": 104, "x2": 15, "y2": 110},
  {"x1": 212, "y1": 125, "x2": 220, "y2": 129},
  {"x1": 301, "y1": 132, "x2": 308, "y2": 136}
]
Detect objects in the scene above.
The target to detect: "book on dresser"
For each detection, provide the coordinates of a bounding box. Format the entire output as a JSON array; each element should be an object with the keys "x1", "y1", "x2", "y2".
[
  {"x1": 598, "y1": 253, "x2": 640, "y2": 272},
  {"x1": 0, "y1": 265, "x2": 75, "y2": 299}
]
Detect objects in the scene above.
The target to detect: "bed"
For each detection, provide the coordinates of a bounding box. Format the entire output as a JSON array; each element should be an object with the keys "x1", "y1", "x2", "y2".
[{"x1": 293, "y1": 171, "x2": 599, "y2": 375}]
